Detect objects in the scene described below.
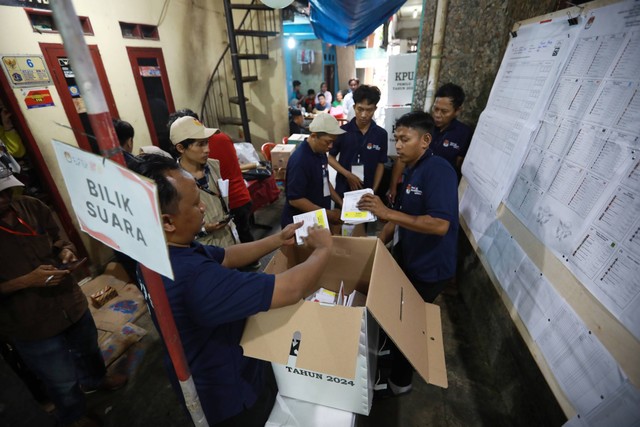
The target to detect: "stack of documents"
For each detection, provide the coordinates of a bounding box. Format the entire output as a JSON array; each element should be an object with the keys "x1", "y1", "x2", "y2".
[
  {"x1": 305, "y1": 281, "x2": 363, "y2": 308},
  {"x1": 341, "y1": 189, "x2": 377, "y2": 224},
  {"x1": 292, "y1": 208, "x2": 330, "y2": 245}
]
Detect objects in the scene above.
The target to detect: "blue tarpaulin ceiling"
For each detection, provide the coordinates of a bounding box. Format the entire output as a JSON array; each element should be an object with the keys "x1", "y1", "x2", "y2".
[{"x1": 309, "y1": 0, "x2": 406, "y2": 46}]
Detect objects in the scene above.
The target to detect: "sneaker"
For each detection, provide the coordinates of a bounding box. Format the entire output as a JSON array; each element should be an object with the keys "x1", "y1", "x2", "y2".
[
  {"x1": 82, "y1": 372, "x2": 128, "y2": 394},
  {"x1": 100, "y1": 372, "x2": 128, "y2": 391},
  {"x1": 374, "y1": 378, "x2": 413, "y2": 400}
]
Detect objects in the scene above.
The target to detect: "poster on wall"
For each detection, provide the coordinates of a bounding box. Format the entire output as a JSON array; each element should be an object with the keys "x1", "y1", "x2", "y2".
[
  {"x1": 23, "y1": 89, "x2": 54, "y2": 109},
  {"x1": 383, "y1": 106, "x2": 410, "y2": 156},
  {"x1": 503, "y1": 0, "x2": 640, "y2": 339},
  {"x1": 462, "y1": 17, "x2": 582, "y2": 210},
  {"x1": 387, "y1": 53, "x2": 416, "y2": 106},
  {"x1": 2, "y1": 55, "x2": 51, "y2": 88}
]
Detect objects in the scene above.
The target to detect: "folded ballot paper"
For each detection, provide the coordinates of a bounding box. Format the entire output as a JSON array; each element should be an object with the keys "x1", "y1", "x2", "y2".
[
  {"x1": 305, "y1": 281, "x2": 365, "y2": 308},
  {"x1": 292, "y1": 208, "x2": 330, "y2": 245},
  {"x1": 340, "y1": 189, "x2": 377, "y2": 224}
]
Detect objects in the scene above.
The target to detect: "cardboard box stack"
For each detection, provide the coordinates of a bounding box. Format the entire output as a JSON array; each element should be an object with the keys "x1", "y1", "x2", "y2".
[
  {"x1": 240, "y1": 236, "x2": 447, "y2": 415},
  {"x1": 270, "y1": 143, "x2": 296, "y2": 184}
]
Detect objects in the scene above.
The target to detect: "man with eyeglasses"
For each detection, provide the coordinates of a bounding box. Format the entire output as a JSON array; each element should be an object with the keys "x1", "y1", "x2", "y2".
[
  {"x1": 328, "y1": 85, "x2": 388, "y2": 199},
  {"x1": 281, "y1": 113, "x2": 345, "y2": 228}
]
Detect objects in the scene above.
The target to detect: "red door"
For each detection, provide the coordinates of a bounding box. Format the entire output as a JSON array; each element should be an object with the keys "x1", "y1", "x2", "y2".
[
  {"x1": 126, "y1": 47, "x2": 175, "y2": 152},
  {"x1": 41, "y1": 43, "x2": 119, "y2": 154},
  {"x1": 0, "y1": 73, "x2": 87, "y2": 258}
]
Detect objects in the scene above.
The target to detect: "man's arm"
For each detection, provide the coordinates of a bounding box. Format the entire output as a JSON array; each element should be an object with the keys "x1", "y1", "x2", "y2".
[
  {"x1": 270, "y1": 227, "x2": 333, "y2": 308},
  {"x1": 289, "y1": 197, "x2": 323, "y2": 214},
  {"x1": 372, "y1": 163, "x2": 385, "y2": 193},
  {"x1": 0, "y1": 265, "x2": 70, "y2": 295},
  {"x1": 456, "y1": 156, "x2": 464, "y2": 171},
  {"x1": 357, "y1": 194, "x2": 450, "y2": 236},
  {"x1": 379, "y1": 220, "x2": 395, "y2": 244},
  {"x1": 387, "y1": 159, "x2": 405, "y2": 204},
  {"x1": 328, "y1": 155, "x2": 362, "y2": 191},
  {"x1": 222, "y1": 222, "x2": 302, "y2": 268},
  {"x1": 329, "y1": 183, "x2": 342, "y2": 207}
]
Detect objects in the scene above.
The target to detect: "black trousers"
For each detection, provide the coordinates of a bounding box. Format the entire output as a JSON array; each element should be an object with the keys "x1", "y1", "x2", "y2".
[
  {"x1": 230, "y1": 201, "x2": 254, "y2": 243},
  {"x1": 213, "y1": 365, "x2": 277, "y2": 427}
]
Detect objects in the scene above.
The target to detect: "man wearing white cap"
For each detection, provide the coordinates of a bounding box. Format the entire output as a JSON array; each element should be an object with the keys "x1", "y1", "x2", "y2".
[
  {"x1": 281, "y1": 113, "x2": 345, "y2": 228},
  {"x1": 0, "y1": 164, "x2": 126, "y2": 426},
  {"x1": 168, "y1": 116, "x2": 237, "y2": 249}
]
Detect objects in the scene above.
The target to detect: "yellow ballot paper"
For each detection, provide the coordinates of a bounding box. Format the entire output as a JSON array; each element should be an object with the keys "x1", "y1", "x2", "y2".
[
  {"x1": 292, "y1": 208, "x2": 330, "y2": 245},
  {"x1": 341, "y1": 188, "x2": 377, "y2": 224}
]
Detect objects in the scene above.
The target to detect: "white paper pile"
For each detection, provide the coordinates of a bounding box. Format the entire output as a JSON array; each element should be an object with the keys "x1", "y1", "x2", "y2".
[
  {"x1": 305, "y1": 281, "x2": 363, "y2": 308},
  {"x1": 292, "y1": 208, "x2": 330, "y2": 245},
  {"x1": 340, "y1": 189, "x2": 377, "y2": 224}
]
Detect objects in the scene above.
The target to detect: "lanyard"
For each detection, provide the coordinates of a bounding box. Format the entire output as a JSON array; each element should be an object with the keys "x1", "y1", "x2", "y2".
[
  {"x1": 0, "y1": 214, "x2": 38, "y2": 236},
  {"x1": 197, "y1": 164, "x2": 230, "y2": 214}
]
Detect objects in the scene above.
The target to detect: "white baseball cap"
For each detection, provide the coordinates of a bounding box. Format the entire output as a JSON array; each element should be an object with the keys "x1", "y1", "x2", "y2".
[
  {"x1": 169, "y1": 117, "x2": 219, "y2": 145},
  {"x1": 308, "y1": 113, "x2": 346, "y2": 135},
  {"x1": 0, "y1": 163, "x2": 24, "y2": 192}
]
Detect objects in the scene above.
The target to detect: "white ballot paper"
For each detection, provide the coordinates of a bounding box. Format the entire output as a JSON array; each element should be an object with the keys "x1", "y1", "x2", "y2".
[
  {"x1": 341, "y1": 188, "x2": 377, "y2": 224},
  {"x1": 292, "y1": 208, "x2": 330, "y2": 245}
]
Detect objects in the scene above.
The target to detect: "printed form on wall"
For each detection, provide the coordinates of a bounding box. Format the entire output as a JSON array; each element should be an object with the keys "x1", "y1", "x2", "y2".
[
  {"x1": 462, "y1": 17, "x2": 582, "y2": 210},
  {"x1": 504, "y1": 0, "x2": 640, "y2": 340}
]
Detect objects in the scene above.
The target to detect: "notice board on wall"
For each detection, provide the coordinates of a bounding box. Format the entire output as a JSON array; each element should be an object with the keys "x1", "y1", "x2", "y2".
[{"x1": 460, "y1": 0, "x2": 640, "y2": 424}]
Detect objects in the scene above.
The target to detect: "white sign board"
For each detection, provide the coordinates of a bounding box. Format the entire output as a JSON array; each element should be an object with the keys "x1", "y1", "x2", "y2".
[
  {"x1": 387, "y1": 53, "x2": 416, "y2": 106},
  {"x1": 51, "y1": 140, "x2": 173, "y2": 279},
  {"x1": 383, "y1": 106, "x2": 411, "y2": 156}
]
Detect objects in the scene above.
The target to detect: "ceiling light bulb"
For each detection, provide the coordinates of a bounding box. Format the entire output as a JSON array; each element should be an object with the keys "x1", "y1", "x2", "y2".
[
  {"x1": 412, "y1": 9, "x2": 418, "y2": 19},
  {"x1": 287, "y1": 37, "x2": 296, "y2": 49}
]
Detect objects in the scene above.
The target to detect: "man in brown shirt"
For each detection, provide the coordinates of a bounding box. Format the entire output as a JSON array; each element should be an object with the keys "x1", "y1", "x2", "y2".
[{"x1": 0, "y1": 164, "x2": 125, "y2": 427}]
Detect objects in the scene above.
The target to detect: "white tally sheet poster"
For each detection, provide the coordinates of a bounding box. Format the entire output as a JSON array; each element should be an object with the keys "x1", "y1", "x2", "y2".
[
  {"x1": 481, "y1": 222, "x2": 629, "y2": 422},
  {"x1": 462, "y1": 16, "x2": 581, "y2": 210},
  {"x1": 461, "y1": 1, "x2": 640, "y2": 424},
  {"x1": 504, "y1": 1, "x2": 640, "y2": 340}
]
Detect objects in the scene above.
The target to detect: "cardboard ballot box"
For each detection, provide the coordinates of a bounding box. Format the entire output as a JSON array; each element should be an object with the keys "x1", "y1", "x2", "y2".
[
  {"x1": 240, "y1": 237, "x2": 447, "y2": 415},
  {"x1": 287, "y1": 133, "x2": 307, "y2": 145},
  {"x1": 271, "y1": 144, "x2": 297, "y2": 170}
]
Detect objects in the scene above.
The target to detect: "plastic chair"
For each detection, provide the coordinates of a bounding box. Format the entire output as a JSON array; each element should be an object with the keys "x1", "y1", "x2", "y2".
[
  {"x1": 282, "y1": 136, "x2": 289, "y2": 144},
  {"x1": 261, "y1": 142, "x2": 277, "y2": 162}
]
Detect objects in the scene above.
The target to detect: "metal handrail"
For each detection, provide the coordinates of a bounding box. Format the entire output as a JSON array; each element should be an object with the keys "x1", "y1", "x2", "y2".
[{"x1": 200, "y1": 0, "x2": 278, "y2": 142}]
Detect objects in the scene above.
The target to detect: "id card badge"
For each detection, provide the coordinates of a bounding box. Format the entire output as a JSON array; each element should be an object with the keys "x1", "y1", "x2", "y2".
[
  {"x1": 323, "y1": 175, "x2": 330, "y2": 197},
  {"x1": 229, "y1": 220, "x2": 240, "y2": 244},
  {"x1": 352, "y1": 164, "x2": 364, "y2": 182}
]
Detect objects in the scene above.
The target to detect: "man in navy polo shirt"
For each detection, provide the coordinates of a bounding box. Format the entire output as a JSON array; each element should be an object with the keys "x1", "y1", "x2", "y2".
[
  {"x1": 131, "y1": 154, "x2": 333, "y2": 426},
  {"x1": 328, "y1": 85, "x2": 388, "y2": 199},
  {"x1": 388, "y1": 83, "x2": 473, "y2": 204},
  {"x1": 281, "y1": 113, "x2": 345, "y2": 228},
  {"x1": 357, "y1": 111, "x2": 458, "y2": 397}
]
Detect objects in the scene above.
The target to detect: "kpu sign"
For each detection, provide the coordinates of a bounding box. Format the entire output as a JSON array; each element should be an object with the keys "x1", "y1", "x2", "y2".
[
  {"x1": 52, "y1": 140, "x2": 173, "y2": 279},
  {"x1": 387, "y1": 53, "x2": 417, "y2": 106}
]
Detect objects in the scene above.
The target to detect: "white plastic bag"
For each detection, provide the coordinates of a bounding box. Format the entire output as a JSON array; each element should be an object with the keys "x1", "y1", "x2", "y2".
[{"x1": 233, "y1": 142, "x2": 261, "y2": 165}]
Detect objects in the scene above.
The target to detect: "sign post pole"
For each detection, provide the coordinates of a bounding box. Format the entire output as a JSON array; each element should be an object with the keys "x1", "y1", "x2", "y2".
[{"x1": 50, "y1": 2, "x2": 208, "y2": 425}]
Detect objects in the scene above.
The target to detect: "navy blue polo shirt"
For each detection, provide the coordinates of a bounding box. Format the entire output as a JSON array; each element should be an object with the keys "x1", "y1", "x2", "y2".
[
  {"x1": 138, "y1": 242, "x2": 275, "y2": 425},
  {"x1": 282, "y1": 140, "x2": 331, "y2": 227},
  {"x1": 329, "y1": 118, "x2": 388, "y2": 197},
  {"x1": 430, "y1": 118, "x2": 473, "y2": 168},
  {"x1": 397, "y1": 149, "x2": 458, "y2": 282}
]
